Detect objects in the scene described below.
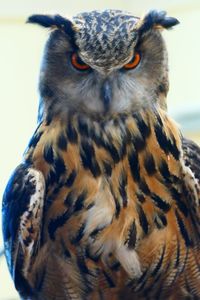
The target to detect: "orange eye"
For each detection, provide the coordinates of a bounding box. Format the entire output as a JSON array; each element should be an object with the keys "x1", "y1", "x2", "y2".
[
  {"x1": 124, "y1": 52, "x2": 141, "y2": 70},
  {"x1": 71, "y1": 53, "x2": 90, "y2": 71}
]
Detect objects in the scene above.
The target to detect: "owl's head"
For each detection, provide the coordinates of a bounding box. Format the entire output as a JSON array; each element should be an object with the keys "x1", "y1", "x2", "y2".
[{"x1": 28, "y1": 10, "x2": 179, "y2": 121}]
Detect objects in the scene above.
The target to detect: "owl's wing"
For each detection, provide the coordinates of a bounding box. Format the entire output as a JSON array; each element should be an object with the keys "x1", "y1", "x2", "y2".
[
  {"x1": 182, "y1": 137, "x2": 200, "y2": 234},
  {"x1": 2, "y1": 164, "x2": 45, "y2": 297},
  {"x1": 182, "y1": 137, "x2": 200, "y2": 182}
]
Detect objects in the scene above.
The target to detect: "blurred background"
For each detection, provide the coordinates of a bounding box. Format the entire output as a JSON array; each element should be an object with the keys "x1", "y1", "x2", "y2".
[{"x1": 0, "y1": 0, "x2": 200, "y2": 299}]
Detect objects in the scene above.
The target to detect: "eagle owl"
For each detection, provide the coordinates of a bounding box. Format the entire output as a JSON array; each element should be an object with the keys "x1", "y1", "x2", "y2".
[{"x1": 2, "y1": 9, "x2": 200, "y2": 300}]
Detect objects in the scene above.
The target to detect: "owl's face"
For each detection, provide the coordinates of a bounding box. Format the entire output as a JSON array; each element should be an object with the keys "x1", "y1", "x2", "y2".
[{"x1": 29, "y1": 10, "x2": 179, "y2": 120}]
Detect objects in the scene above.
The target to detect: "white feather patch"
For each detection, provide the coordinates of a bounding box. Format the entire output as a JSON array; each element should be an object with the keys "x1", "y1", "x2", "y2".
[
  {"x1": 20, "y1": 168, "x2": 45, "y2": 276},
  {"x1": 84, "y1": 180, "x2": 115, "y2": 236},
  {"x1": 115, "y1": 245, "x2": 142, "y2": 278}
]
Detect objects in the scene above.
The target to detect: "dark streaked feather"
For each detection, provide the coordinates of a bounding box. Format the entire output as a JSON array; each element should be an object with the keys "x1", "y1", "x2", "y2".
[
  {"x1": 2, "y1": 164, "x2": 45, "y2": 298},
  {"x1": 27, "y1": 14, "x2": 75, "y2": 41},
  {"x1": 138, "y1": 10, "x2": 179, "y2": 36},
  {"x1": 182, "y1": 137, "x2": 200, "y2": 183}
]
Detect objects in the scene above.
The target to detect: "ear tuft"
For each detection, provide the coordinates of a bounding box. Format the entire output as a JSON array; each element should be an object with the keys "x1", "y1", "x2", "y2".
[
  {"x1": 137, "y1": 10, "x2": 179, "y2": 35},
  {"x1": 27, "y1": 14, "x2": 75, "y2": 39}
]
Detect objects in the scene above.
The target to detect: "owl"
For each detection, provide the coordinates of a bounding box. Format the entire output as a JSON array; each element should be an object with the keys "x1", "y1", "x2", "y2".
[{"x1": 2, "y1": 9, "x2": 200, "y2": 300}]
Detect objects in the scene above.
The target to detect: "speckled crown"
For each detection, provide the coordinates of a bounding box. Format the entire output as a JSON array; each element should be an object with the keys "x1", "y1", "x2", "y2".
[{"x1": 73, "y1": 10, "x2": 139, "y2": 70}]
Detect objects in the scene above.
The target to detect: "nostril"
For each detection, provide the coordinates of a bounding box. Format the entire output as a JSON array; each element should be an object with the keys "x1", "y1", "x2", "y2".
[{"x1": 101, "y1": 80, "x2": 112, "y2": 111}]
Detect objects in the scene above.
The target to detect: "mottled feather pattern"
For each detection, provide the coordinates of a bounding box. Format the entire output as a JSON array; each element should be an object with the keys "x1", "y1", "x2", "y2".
[
  {"x1": 15, "y1": 106, "x2": 199, "y2": 299},
  {"x1": 2, "y1": 166, "x2": 45, "y2": 298},
  {"x1": 183, "y1": 138, "x2": 200, "y2": 185}
]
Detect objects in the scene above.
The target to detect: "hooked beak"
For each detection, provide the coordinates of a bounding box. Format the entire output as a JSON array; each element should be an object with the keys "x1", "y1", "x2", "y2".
[{"x1": 101, "y1": 80, "x2": 112, "y2": 111}]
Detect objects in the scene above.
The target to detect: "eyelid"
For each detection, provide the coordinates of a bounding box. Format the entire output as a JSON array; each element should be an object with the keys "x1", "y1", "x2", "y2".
[
  {"x1": 123, "y1": 52, "x2": 141, "y2": 70},
  {"x1": 71, "y1": 53, "x2": 91, "y2": 71}
]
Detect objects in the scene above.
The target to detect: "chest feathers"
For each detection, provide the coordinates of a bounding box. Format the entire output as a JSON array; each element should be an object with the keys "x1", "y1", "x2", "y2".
[{"x1": 24, "y1": 106, "x2": 197, "y2": 286}]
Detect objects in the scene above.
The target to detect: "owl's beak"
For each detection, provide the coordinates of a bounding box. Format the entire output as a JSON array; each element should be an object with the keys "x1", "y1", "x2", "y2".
[{"x1": 101, "y1": 80, "x2": 112, "y2": 111}]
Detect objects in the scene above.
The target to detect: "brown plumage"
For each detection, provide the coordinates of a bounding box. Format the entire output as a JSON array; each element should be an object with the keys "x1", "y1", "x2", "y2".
[{"x1": 2, "y1": 9, "x2": 200, "y2": 300}]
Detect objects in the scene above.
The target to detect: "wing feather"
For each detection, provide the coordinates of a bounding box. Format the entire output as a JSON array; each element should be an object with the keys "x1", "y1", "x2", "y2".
[
  {"x1": 182, "y1": 137, "x2": 200, "y2": 237},
  {"x1": 182, "y1": 137, "x2": 200, "y2": 183},
  {"x1": 2, "y1": 164, "x2": 45, "y2": 297}
]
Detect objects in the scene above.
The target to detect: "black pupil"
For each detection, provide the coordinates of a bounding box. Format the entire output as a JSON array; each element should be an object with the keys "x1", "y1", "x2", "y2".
[
  {"x1": 77, "y1": 55, "x2": 86, "y2": 66},
  {"x1": 128, "y1": 55, "x2": 136, "y2": 64}
]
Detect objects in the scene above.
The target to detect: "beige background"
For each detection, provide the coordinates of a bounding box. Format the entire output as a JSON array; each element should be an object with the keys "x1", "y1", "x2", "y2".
[{"x1": 0, "y1": 1, "x2": 200, "y2": 299}]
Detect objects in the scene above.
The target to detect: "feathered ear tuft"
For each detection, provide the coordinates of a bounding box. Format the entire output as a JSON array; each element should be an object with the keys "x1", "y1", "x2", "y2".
[
  {"x1": 137, "y1": 10, "x2": 179, "y2": 35},
  {"x1": 27, "y1": 14, "x2": 75, "y2": 39}
]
